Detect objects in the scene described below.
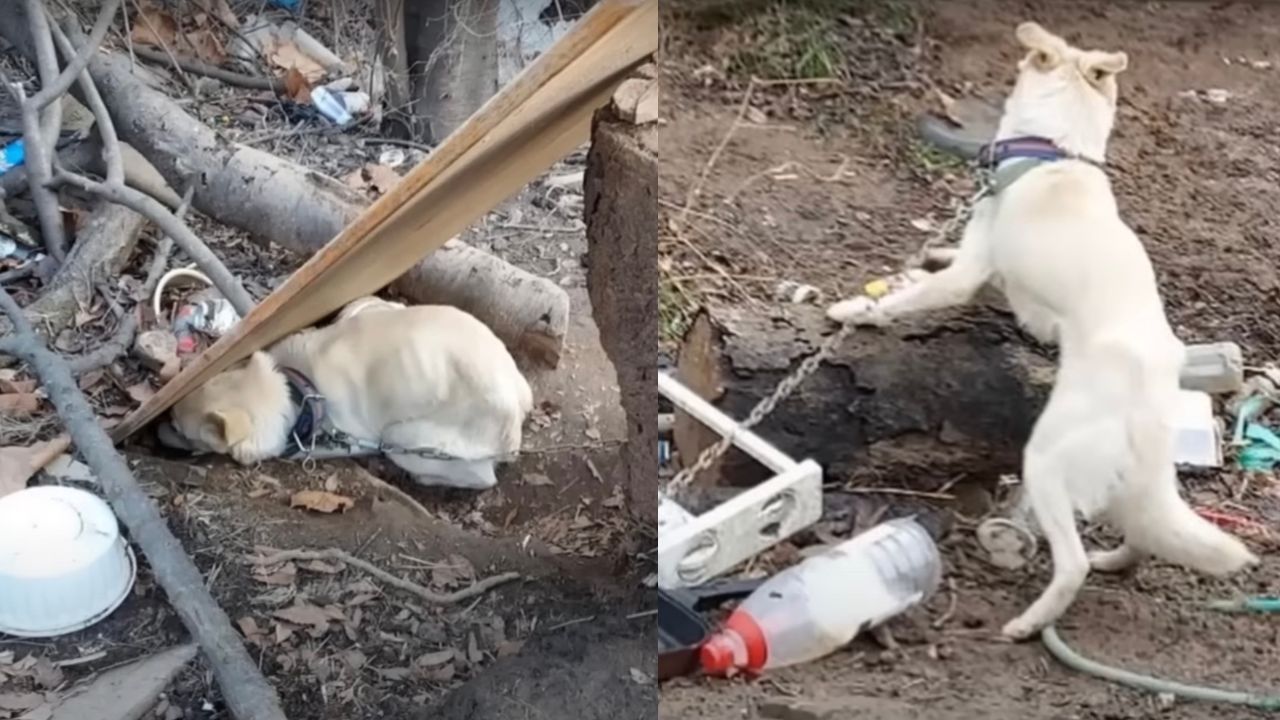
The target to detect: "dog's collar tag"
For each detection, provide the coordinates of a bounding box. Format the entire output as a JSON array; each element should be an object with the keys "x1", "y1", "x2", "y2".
[{"x1": 279, "y1": 365, "x2": 326, "y2": 457}]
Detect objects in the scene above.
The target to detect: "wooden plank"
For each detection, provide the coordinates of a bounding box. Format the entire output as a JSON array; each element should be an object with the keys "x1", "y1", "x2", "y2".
[{"x1": 110, "y1": 0, "x2": 657, "y2": 442}]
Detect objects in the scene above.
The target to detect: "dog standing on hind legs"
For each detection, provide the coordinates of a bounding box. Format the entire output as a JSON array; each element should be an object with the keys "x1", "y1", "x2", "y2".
[{"x1": 827, "y1": 21, "x2": 1258, "y2": 640}]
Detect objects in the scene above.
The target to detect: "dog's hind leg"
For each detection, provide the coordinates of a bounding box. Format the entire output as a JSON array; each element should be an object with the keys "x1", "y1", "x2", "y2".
[{"x1": 1002, "y1": 439, "x2": 1091, "y2": 640}]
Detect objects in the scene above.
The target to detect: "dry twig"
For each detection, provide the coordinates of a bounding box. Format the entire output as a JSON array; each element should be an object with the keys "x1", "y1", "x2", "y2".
[{"x1": 251, "y1": 547, "x2": 522, "y2": 604}]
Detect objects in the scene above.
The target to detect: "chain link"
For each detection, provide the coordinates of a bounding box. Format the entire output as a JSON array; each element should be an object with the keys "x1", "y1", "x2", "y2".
[{"x1": 663, "y1": 174, "x2": 993, "y2": 497}]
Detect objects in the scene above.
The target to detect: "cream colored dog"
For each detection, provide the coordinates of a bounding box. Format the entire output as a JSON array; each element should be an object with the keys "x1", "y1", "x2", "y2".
[
  {"x1": 163, "y1": 297, "x2": 533, "y2": 490},
  {"x1": 827, "y1": 22, "x2": 1257, "y2": 639}
]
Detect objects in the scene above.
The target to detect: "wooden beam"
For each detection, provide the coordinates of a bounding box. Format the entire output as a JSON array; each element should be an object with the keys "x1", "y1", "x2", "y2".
[{"x1": 110, "y1": 0, "x2": 657, "y2": 442}]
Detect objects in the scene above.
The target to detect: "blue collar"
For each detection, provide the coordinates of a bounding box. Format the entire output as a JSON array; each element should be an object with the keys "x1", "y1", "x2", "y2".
[
  {"x1": 978, "y1": 136, "x2": 1105, "y2": 194},
  {"x1": 279, "y1": 366, "x2": 326, "y2": 457}
]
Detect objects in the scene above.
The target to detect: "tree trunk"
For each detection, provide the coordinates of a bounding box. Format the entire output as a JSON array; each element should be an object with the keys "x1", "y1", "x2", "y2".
[
  {"x1": 406, "y1": 0, "x2": 501, "y2": 142},
  {"x1": 673, "y1": 303, "x2": 1053, "y2": 492},
  {"x1": 584, "y1": 106, "x2": 658, "y2": 523}
]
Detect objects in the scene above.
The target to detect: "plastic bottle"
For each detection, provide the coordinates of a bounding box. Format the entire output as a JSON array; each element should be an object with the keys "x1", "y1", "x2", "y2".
[
  {"x1": 699, "y1": 517, "x2": 941, "y2": 676},
  {"x1": 310, "y1": 86, "x2": 353, "y2": 125}
]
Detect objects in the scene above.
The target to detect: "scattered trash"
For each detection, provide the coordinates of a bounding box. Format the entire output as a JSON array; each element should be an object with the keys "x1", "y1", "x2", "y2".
[
  {"x1": 700, "y1": 518, "x2": 941, "y2": 676},
  {"x1": 0, "y1": 486, "x2": 137, "y2": 638},
  {"x1": 1180, "y1": 341, "x2": 1244, "y2": 394},
  {"x1": 863, "y1": 269, "x2": 928, "y2": 300},
  {"x1": 173, "y1": 297, "x2": 240, "y2": 353},
  {"x1": 1230, "y1": 377, "x2": 1280, "y2": 471},
  {"x1": 773, "y1": 280, "x2": 822, "y2": 304},
  {"x1": 311, "y1": 85, "x2": 354, "y2": 125},
  {"x1": 658, "y1": 579, "x2": 762, "y2": 681},
  {"x1": 43, "y1": 453, "x2": 96, "y2": 484},
  {"x1": 976, "y1": 516, "x2": 1037, "y2": 570},
  {"x1": 1173, "y1": 389, "x2": 1223, "y2": 467},
  {"x1": 0, "y1": 138, "x2": 25, "y2": 175},
  {"x1": 0, "y1": 233, "x2": 39, "y2": 262},
  {"x1": 231, "y1": 17, "x2": 346, "y2": 82},
  {"x1": 1205, "y1": 596, "x2": 1280, "y2": 613},
  {"x1": 378, "y1": 148, "x2": 407, "y2": 168}
]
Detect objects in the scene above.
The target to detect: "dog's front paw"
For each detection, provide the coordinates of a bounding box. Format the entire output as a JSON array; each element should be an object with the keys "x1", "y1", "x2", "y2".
[
  {"x1": 826, "y1": 296, "x2": 883, "y2": 326},
  {"x1": 1000, "y1": 614, "x2": 1046, "y2": 642}
]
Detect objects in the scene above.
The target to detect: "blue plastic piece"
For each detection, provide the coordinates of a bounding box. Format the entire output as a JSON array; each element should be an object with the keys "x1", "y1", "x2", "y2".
[
  {"x1": 0, "y1": 139, "x2": 25, "y2": 175},
  {"x1": 269, "y1": 0, "x2": 300, "y2": 9}
]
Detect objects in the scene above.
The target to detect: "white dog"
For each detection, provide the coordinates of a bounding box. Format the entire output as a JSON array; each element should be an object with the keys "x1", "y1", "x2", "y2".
[
  {"x1": 827, "y1": 22, "x2": 1258, "y2": 639},
  {"x1": 163, "y1": 297, "x2": 533, "y2": 490}
]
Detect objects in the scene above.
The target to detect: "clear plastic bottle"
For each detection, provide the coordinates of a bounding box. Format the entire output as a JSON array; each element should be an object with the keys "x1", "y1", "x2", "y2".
[{"x1": 699, "y1": 517, "x2": 942, "y2": 676}]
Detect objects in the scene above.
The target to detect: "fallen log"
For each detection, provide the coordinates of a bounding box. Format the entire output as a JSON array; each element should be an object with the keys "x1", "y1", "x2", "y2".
[
  {"x1": 672, "y1": 302, "x2": 1053, "y2": 492},
  {"x1": 0, "y1": 8, "x2": 570, "y2": 366},
  {"x1": 0, "y1": 288, "x2": 288, "y2": 720}
]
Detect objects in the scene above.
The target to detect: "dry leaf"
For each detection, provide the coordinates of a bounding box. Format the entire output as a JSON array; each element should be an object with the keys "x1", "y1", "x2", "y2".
[
  {"x1": 364, "y1": 164, "x2": 401, "y2": 195},
  {"x1": 268, "y1": 40, "x2": 326, "y2": 82},
  {"x1": 415, "y1": 649, "x2": 454, "y2": 667},
  {"x1": 0, "y1": 376, "x2": 36, "y2": 394},
  {"x1": 272, "y1": 602, "x2": 332, "y2": 632},
  {"x1": 196, "y1": 0, "x2": 240, "y2": 28},
  {"x1": 184, "y1": 29, "x2": 228, "y2": 65},
  {"x1": 301, "y1": 559, "x2": 343, "y2": 574},
  {"x1": 130, "y1": 9, "x2": 179, "y2": 49},
  {"x1": 0, "y1": 438, "x2": 71, "y2": 499},
  {"x1": 126, "y1": 382, "x2": 156, "y2": 404},
  {"x1": 0, "y1": 393, "x2": 40, "y2": 414},
  {"x1": 284, "y1": 67, "x2": 312, "y2": 103},
  {"x1": 77, "y1": 369, "x2": 106, "y2": 391},
  {"x1": 32, "y1": 657, "x2": 63, "y2": 690},
  {"x1": 290, "y1": 490, "x2": 354, "y2": 513},
  {"x1": 0, "y1": 692, "x2": 44, "y2": 711},
  {"x1": 274, "y1": 622, "x2": 297, "y2": 644},
  {"x1": 420, "y1": 663, "x2": 455, "y2": 682}
]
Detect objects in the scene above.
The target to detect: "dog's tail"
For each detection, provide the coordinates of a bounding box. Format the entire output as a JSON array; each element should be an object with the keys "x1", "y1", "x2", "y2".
[{"x1": 1118, "y1": 397, "x2": 1257, "y2": 576}]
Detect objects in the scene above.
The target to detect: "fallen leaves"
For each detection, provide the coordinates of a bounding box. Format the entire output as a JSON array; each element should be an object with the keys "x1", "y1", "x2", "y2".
[
  {"x1": 0, "y1": 437, "x2": 72, "y2": 499},
  {"x1": 344, "y1": 164, "x2": 402, "y2": 197},
  {"x1": 289, "y1": 490, "x2": 354, "y2": 514},
  {"x1": 0, "y1": 392, "x2": 40, "y2": 414},
  {"x1": 267, "y1": 39, "x2": 327, "y2": 83},
  {"x1": 129, "y1": 5, "x2": 229, "y2": 64}
]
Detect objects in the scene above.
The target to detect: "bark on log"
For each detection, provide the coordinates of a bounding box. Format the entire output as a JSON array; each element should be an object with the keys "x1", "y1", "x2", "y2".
[
  {"x1": 0, "y1": 9, "x2": 570, "y2": 367},
  {"x1": 18, "y1": 201, "x2": 145, "y2": 337},
  {"x1": 673, "y1": 303, "x2": 1053, "y2": 492},
  {"x1": 584, "y1": 106, "x2": 657, "y2": 523}
]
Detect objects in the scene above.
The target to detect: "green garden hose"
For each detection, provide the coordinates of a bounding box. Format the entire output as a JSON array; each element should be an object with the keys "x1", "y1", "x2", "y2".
[{"x1": 1041, "y1": 625, "x2": 1280, "y2": 711}]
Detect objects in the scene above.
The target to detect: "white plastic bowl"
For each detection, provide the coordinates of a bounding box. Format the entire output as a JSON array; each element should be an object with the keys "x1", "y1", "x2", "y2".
[{"x1": 0, "y1": 486, "x2": 137, "y2": 638}]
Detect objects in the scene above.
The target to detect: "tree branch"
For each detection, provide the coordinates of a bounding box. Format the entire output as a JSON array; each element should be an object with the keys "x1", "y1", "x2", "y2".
[
  {"x1": 30, "y1": 0, "x2": 123, "y2": 112},
  {"x1": 64, "y1": 185, "x2": 192, "y2": 374},
  {"x1": 4, "y1": 79, "x2": 66, "y2": 263},
  {"x1": 0, "y1": 287, "x2": 289, "y2": 720},
  {"x1": 50, "y1": 18, "x2": 122, "y2": 185},
  {"x1": 130, "y1": 46, "x2": 282, "y2": 92},
  {"x1": 54, "y1": 171, "x2": 254, "y2": 315}
]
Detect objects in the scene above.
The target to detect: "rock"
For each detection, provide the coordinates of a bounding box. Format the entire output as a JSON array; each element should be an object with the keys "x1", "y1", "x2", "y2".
[
  {"x1": 132, "y1": 330, "x2": 179, "y2": 379},
  {"x1": 610, "y1": 78, "x2": 658, "y2": 125},
  {"x1": 49, "y1": 644, "x2": 197, "y2": 720}
]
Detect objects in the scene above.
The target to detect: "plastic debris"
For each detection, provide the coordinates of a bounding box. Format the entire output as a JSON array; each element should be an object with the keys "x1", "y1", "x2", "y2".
[
  {"x1": 172, "y1": 298, "x2": 240, "y2": 354},
  {"x1": 0, "y1": 139, "x2": 25, "y2": 176},
  {"x1": 1173, "y1": 390, "x2": 1223, "y2": 467},
  {"x1": 310, "y1": 86, "x2": 353, "y2": 125},
  {"x1": 700, "y1": 518, "x2": 941, "y2": 676},
  {"x1": 1230, "y1": 376, "x2": 1280, "y2": 470}
]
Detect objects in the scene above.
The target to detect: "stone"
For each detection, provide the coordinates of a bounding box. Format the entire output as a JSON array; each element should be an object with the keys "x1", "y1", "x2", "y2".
[{"x1": 133, "y1": 330, "x2": 180, "y2": 379}]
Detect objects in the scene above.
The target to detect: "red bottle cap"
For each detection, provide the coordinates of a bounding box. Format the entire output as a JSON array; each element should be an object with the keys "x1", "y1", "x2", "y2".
[{"x1": 699, "y1": 610, "x2": 768, "y2": 676}]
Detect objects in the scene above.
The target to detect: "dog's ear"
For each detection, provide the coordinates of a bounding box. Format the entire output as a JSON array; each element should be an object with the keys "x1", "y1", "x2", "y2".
[
  {"x1": 247, "y1": 351, "x2": 276, "y2": 374},
  {"x1": 1080, "y1": 50, "x2": 1129, "y2": 83},
  {"x1": 1016, "y1": 21, "x2": 1068, "y2": 69},
  {"x1": 204, "y1": 408, "x2": 252, "y2": 448}
]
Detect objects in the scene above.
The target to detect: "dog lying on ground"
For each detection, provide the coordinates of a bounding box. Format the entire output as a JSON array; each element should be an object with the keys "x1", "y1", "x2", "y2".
[
  {"x1": 160, "y1": 296, "x2": 533, "y2": 490},
  {"x1": 827, "y1": 22, "x2": 1258, "y2": 639}
]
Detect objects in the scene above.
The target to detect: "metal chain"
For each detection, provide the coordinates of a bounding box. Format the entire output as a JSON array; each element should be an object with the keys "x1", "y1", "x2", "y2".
[{"x1": 664, "y1": 174, "x2": 993, "y2": 496}]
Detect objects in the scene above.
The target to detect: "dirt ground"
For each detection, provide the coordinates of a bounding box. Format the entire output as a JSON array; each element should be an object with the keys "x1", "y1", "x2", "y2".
[{"x1": 659, "y1": 1, "x2": 1280, "y2": 718}]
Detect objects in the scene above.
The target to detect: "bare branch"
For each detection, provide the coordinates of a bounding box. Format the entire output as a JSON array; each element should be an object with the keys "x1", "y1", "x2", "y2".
[
  {"x1": 6, "y1": 79, "x2": 66, "y2": 263},
  {"x1": 65, "y1": 186, "x2": 192, "y2": 374},
  {"x1": 49, "y1": 19, "x2": 122, "y2": 185},
  {"x1": 23, "y1": 0, "x2": 63, "y2": 148},
  {"x1": 54, "y1": 171, "x2": 254, "y2": 316},
  {"x1": 30, "y1": 0, "x2": 123, "y2": 112},
  {"x1": 130, "y1": 46, "x2": 282, "y2": 92},
  {"x1": 0, "y1": 286, "x2": 290, "y2": 720}
]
